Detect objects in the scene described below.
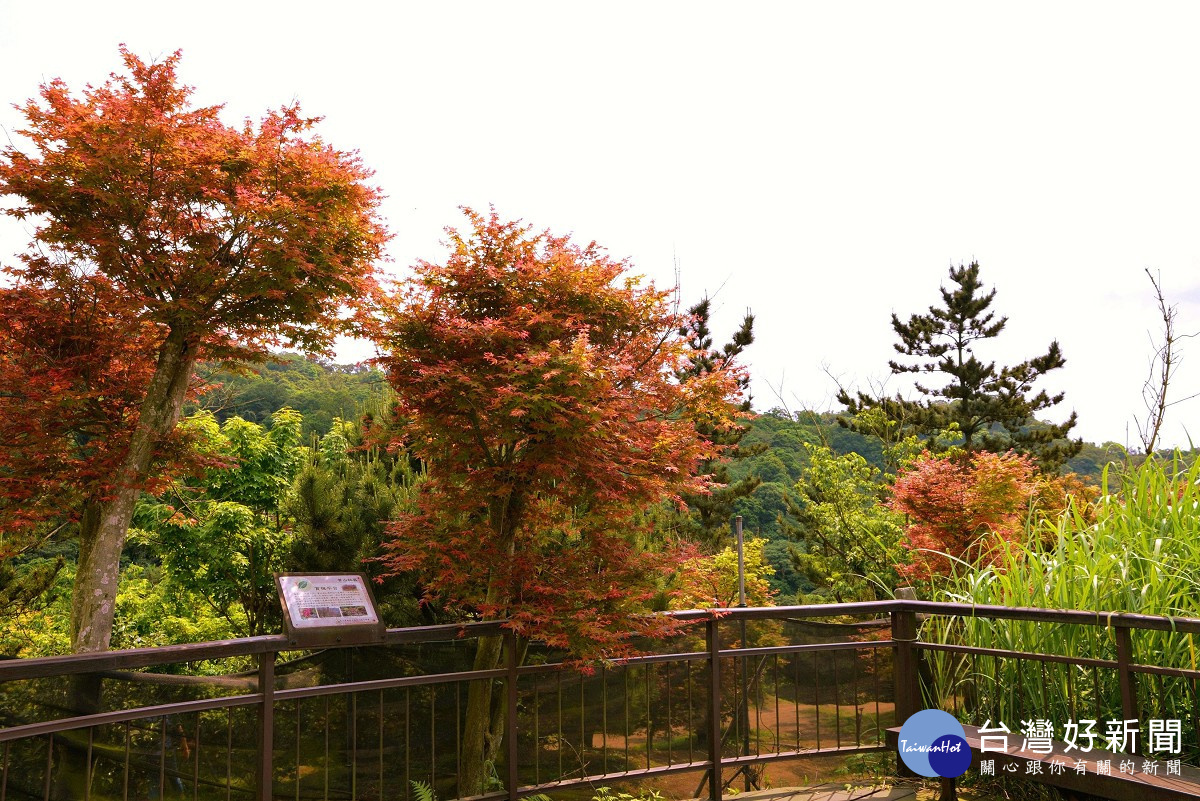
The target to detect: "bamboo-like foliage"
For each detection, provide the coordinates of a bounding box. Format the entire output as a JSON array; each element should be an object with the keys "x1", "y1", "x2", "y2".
[{"x1": 924, "y1": 455, "x2": 1200, "y2": 760}]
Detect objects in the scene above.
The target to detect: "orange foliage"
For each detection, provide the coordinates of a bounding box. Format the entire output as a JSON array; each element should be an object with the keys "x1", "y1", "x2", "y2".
[
  {"x1": 890, "y1": 450, "x2": 1036, "y2": 580},
  {"x1": 372, "y1": 208, "x2": 742, "y2": 656}
]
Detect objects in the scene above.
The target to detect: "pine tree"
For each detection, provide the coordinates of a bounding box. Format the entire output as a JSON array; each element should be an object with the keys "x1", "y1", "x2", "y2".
[
  {"x1": 675, "y1": 297, "x2": 763, "y2": 546},
  {"x1": 838, "y1": 262, "x2": 1081, "y2": 470}
]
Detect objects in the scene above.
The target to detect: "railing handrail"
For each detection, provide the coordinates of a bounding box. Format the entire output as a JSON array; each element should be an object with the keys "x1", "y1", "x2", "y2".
[
  {"x1": 0, "y1": 619, "x2": 508, "y2": 681},
  {"x1": 896, "y1": 599, "x2": 1200, "y2": 633},
  {"x1": 6, "y1": 600, "x2": 1200, "y2": 684}
]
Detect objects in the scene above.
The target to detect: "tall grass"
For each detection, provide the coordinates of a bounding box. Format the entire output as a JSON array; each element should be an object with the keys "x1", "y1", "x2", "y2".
[{"x1": 924, "y1": 455, "x2": 1200, "y2": 758}]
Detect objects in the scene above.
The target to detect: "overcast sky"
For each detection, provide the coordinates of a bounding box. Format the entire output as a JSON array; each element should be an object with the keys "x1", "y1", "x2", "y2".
[{"x1": 2, "y1": 1, "x2": 1198, "y2": 448}]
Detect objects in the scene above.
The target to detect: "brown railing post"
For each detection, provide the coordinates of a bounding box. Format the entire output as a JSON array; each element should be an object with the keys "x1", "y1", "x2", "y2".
[
  {"x1": 257, "y1": 650, "x2": 275, "y2": 801},
  {"x1": 505, "y1": 629, "x2": 520, "y2": 801},
  {"x1": 706, "y1": 616, "x2": 722, "y2": 801},
  {"x1": 1114, "y1": 625, "x2": 1139, "y2": 729},
  {"x1": 891, "y1": 607, "x2": 920, "y2": 725}
]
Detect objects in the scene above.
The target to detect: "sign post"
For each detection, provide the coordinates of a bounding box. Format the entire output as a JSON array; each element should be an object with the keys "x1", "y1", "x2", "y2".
[{"x1": 275, "y1": 573, "x2": 385, "y2": 648}]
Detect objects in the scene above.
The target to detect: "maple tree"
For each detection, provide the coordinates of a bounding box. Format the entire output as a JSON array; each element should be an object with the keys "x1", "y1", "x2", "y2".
[
  {"x1": 889, "y1": 450, "x2": 1036, "y2": 581},
  {"x1": 372, "y1": 208, "x2": 740, "y2": 793},
  {"x1": 0, "y1": 270, "x2": 162, "y2": 619},
  {"x1": 0, "y1": 48, "x2": 386, "y2": 653},
  {"x1": 0, "y1": 273, "x2": 152, "y2": 534}
]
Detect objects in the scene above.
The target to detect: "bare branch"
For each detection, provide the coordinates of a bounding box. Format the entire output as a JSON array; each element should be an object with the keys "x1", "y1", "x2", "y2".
[{"x1": 1134, "y1": 269, "x2": 1199, "y2": 454}]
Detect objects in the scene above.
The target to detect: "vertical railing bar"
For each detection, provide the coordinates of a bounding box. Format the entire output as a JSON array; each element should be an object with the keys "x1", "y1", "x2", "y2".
[
  {"x1": 705, "y1": 617, "x2": 722, "y2": 801},
  {"x1": 602, "y1": 664, "x2": 609, "y2": 773},
  {"x1": 379, "y1": 689, "x2": 386, "y2": 800},
  {"x1": 505, "y1": 630, "x2": 519, "y2": 801},
  {"x1": 534, "y1": 675, "x2": 540, "y2": 787},
  {"x1": 1149, "y1": 672, "x2": 1159, "y2": 735},
  {"x1": 813, "y1": 651, "x2": 821, "y2": 751},
  {"x1": 1115, "y1": 625, "x2": 1139, "y2": 729},
  {"x1": 1191, "y1": 677, "x2": 1200, "y2": 756},
  {"x1": 404, "y1": 688, "x2": 411, "y2": 801},
  {"x1": 429, "y1": 684, "x2": 436, "y2": 790},
  {"x1": 644, "y1": 663, "x2": 651, "y2": 771},
  {"x1": 734, "y1": 613, "x2": 744, "y2": 781},
  {"x1": 687, "y1": 660, "x2": 694, "y2": 765},
  {"x1": 952, "y1": 654, "x2": 960, "y2": 717},
  {"x1": 324, "y1": 695, "x2": 331, "y2": 801},
  {"x1": 1066, "y1": 661, "x2": 1077, "y2": 723},
  {"x1": 126, "y1": 720, "x2": 133, "y2": 801},
  {"x1": 42, "y1": 733, "x2": 53, "y2": 801},
  {"x1": 730, "y1": 656, "x2": 738, "y2": 758},
  {"x1": 160, "y1": 717, "x2": 168, "y2": 799},
  {"x1": 794, "y1": 651, "x2": 801, "y2": 751},
  {"x1": 296, "y1": 699, "x2": 303, "y2": 801},
  {"x1": 453, "y1": 682, "x2": 461, "y2": 796},
  {"x1": 891, "y1": 608, "x2": 919, "y2": 729},
  {"x1": 755, "y1": 656, "x2": 761, "y2": 757},
  {"x1": 226, "y1": 708, "x2": 232, "y2": 801},
  {"x1": 85, "y1": 725, "x2": 94, "y2": 801},
  {"x1": 1, "y1": 739, "x2": 9, "y2": 801},
  {"x1": 351, "y1": 691, "x2": 358, "y2": 801},
  {"x1": 1028, "y1": 656, "x2": 1036, "y2": 721},
  {"x1": 832, "y1": 647, "x2": 842, "y2": 748},
  {"x1": 624, "y1": 667, "x2": 630, "y2": 772},
  {"x1": 666, "y1": 661, "x2": 672, "y2": 766},
  {"x1": 258, "y1": 651, "x2": 276, "y2": 801},
  {"x1": 579, "y1": 669, "x2": 586, "y2": 774},
  {"x1": 557, "y1": 669, "x2": 563, "y2": 779},
  {"x1": 852, "y1": 649, "x2": 861, "y2": 746},
  {"x1": 193, "y1": 713, "x2": 201, "y2": 801},
  {"x1": 774, "y1": 653, "x2": 780, "y2": 752},
  {"x1": 1028, "y1": 658, "x2": 1037, "y2": 721},
  {"x1": 969, "y1": 652, "x2": 979, "y2": 728},
  {"x1": 872, "y1": 647, "x2": 882, "y2": 744},
  {"x1": 1040, "y1": 660, "x2": 1049, "y2": 715},
  {"x1": 480, "y1": 678, "x2": 487, "y2": 796},
  {"x1": 1015, "y1": 659, "x2": 1025, "y2": 723},
  {"x1": 993, "y1": 657, "x2": 1002, "y2": 723}
]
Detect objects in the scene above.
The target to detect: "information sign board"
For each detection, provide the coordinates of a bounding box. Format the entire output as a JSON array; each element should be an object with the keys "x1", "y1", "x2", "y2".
[{"x1": 275, "y1": 573, "x2": 385, "y2": 647}]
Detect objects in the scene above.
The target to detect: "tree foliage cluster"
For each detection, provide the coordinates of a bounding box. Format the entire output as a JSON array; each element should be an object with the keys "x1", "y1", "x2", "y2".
[
  {"x1": 838, "y1": 261, "x2": 1082, "y2": 470},
  {"x1": 1, "y1": 405, "x2": 423, "y2": 657},
  {"x1": 192, "y1": 352, "x2": 386, "y2": 438},
  {"x1": 371, "y1": 208, "x2": 744, "y2": 654},
  {"x1": 0, "y1": 47, "x2": 1144, "y2": 685},
  {"x1": 0, "y1": 46, "x2": 387, "y2": 655}
]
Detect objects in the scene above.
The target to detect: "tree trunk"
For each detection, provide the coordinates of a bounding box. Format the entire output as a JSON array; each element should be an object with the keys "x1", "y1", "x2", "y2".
[
  {"x1": 459, "y1": 633, "x2": 505, "y2": 796},
  {"x1": 486, "y1": 636, "x2": 529, "y2": 766},
  {"x1": 56, "y1": 332, "x2": 194, "y2": 793},
  {"x1": 458, "y1": 497, "x2": 523, "y2": 795},
  {"x1": 69, "y1": 327, "x2": 196, "y2": 653}
]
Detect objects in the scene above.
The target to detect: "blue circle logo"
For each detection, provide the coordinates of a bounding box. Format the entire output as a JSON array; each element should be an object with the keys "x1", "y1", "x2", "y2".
[{"x1": 897, "y1": 709, "x2": 969, "y2": 778}]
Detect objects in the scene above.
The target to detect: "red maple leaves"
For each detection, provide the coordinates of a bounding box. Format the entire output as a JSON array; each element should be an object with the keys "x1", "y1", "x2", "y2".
[
  {"x1": 890, "y1": 450, "x2": 1036, "y2": 581},
  {"x1": 371, "y1": 208, "x2": 742, "y2": 655},
  {"x1": 0, "y1": 270, "x2": 157, "y2": 540}
]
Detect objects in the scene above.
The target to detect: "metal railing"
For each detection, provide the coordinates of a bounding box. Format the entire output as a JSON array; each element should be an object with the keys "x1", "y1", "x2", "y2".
[{"x1": 2, "y1": 600, "x2": 1199, "y2": 800}]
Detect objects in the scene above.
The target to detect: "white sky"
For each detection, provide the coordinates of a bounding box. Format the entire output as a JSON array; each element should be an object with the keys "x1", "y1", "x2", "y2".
[{"x1": 2, "y1": 1, "x2": 1199, "y2": 448}]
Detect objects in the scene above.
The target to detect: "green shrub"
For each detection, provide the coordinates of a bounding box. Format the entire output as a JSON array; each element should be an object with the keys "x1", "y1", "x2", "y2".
[{"x1": 927, "y1": 455, "x2": 1200, "y2": 759}]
